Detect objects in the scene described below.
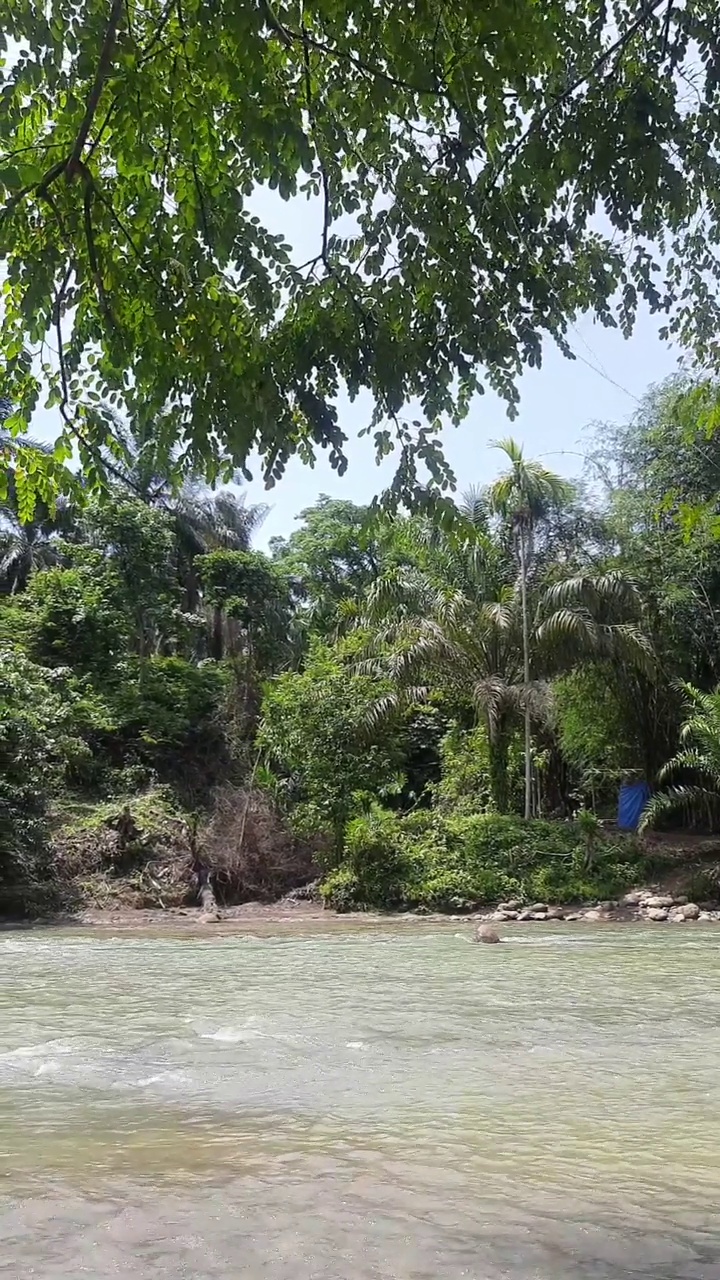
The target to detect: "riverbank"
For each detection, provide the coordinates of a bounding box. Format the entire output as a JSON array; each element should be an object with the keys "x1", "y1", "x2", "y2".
[{"x1": 4, "y1": 886, "x2": 720, "y2": 932}]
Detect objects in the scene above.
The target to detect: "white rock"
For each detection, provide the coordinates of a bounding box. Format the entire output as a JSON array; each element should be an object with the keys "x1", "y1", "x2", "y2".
[
  {"x1": 583, "y1": 909, "x2": 604, "y2": 922},
  {"x1": 546, "y1": 906, "x2": 565, "y2": 920},
  {"x1": 622, "y1": 890, "x2": 645, "y2": 906},
  {"x1": 647, "y1": 907, "x2": 669, "y2": 921},
  {"x1": 644, "y1": 895, "x2": 674, "y2": 909},
  {"x1": 530, "y1": 911, "x2": 548, "y2": 921},
  {"x1": 517, "y1": 910, "x2": 534, "y2": 922},
  {"x1": 530, "y1": 903, "x2": 548, "y2": 913},
  {"x1": 491, "y1": 910, "x2": 517, "y2": 922},
  {"x1": 682, "y1": 902, "x2": 700, "y2": 920}
]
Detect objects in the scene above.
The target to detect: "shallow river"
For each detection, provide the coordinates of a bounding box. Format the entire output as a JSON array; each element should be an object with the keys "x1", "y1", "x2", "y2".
[{"x1": 1, "y1": 922, "x2": 720, "y2": 1278}]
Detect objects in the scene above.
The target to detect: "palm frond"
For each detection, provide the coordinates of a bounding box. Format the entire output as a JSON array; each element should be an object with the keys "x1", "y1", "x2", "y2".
[
  {"x1": 541, "y1": 570, "x2": 641, "y2": 615},
  {"x1": 658, "y1": 747, "x2": 720, "y2": 786},
  {"x1": 640, "y1": 785, "x2": 720, "y2": 833}
]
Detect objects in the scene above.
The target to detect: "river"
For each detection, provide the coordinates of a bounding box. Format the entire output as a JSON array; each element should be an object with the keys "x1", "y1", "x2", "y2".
[{"x1": 1, "y1": 921, "x2": 719, "y2": 1278}]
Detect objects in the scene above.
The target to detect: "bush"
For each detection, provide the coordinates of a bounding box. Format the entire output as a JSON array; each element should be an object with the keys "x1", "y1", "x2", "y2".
[
  {"x1": 319, "y1": 866, "x2": 363, "y2": 912},
  {"x1": 0, "y1": 650, "x2": 103, "y2": 902},
  {"x1": 258, "y1": 640, "x2": 405, "y2": 856},
  {"x1": 25, "y1": 557, "x2": 131, "y2": 674},
  {"x1": 419, "y1": 869, "x2": 495, "y2": 912},
  {"x1": 320, "y1": 807, "x2": 646, "y2": 911}
]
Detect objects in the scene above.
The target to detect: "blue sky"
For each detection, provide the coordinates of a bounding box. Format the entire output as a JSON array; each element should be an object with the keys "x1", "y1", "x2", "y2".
[{"x1": 27, "y1": 181, "x2": 680, "y2": 547}]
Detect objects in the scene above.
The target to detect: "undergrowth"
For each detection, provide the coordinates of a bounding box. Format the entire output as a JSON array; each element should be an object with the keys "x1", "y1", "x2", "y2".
[{"x1": 320, "y1": 807, "x2": 646, "y2": 912}]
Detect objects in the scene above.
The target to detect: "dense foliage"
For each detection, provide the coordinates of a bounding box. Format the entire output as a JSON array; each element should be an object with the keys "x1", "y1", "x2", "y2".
[
  {"x1": 4, "y1": 374, "x2": 720, "y2": 912},
  {"x1": 320, "y1": 810, "x2": 645, "y2": 913},
  {"x1": 3, "y1": 2, "x2": 720, "y2": 510}
]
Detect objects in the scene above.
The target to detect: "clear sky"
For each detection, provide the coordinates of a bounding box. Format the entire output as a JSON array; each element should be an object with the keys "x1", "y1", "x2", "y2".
[{"x1": 26, "y1": 182, "x2": 680, "y2": 547}]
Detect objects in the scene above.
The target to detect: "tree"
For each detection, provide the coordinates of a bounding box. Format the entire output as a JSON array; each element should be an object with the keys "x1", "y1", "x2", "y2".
[
  {"x1": 0, "y1": 423, "x2": 77, "y2": 593},
  {"x1": 487, "y1": 440, "x2": 574, "y2": 817},
  {"x1": 641, "y1": 685, "x2": 720, "y2": 833},
  {"x1": 3, "y1": 2, "x2": 720, "y2": 509},
  {"x1": 197, "y1": 549, "x2": 293, "y2": 667},
  {"x1": 258, "y1": 638, "x2": 404, "y2": 855},
  {"x1": 0, "y1": 495, "x2": 75, "y2": 594},
  {"x1": 582, "y1": 376, "x2": 720, "y2": 782},
  {"x1": 270, "y1": 495, "x2": 386, "y2": 636},
  {"x1": 90, "y1": 409, "x2": 270, "y2": 607},
  {"x1": 0, "y1": 649, "x2": 107, "y2": 898},
  {"x1": 361, "y1": 520, "x2": 650, "y2": 815},
  {"x1": 83, "y1": 498, "x2": 184, "y2": 655}
]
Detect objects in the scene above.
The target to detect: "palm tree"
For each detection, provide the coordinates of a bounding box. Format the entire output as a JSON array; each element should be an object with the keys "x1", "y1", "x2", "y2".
[
  {"x1": 360, "y1": 520, "x2": 651, "y2": 815},
  {"x1": 0, "y1": 504, "x2": 73, "y2": 594},
  {"x1": 0, "y1": 426, "x2": 77, "y2": 593},
  {"x1": 487, "y1": 439, "x2": 575, "y2": 817},
  {"x1": 640, "y1": 684, "x2": 720, "y2": 832},
  {"x1": 90, "y1": 408, "x2": 268, "y2": 610}
]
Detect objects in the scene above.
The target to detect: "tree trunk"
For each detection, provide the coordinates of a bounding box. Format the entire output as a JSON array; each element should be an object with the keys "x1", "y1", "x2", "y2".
[
  {"x1": 211, "y1": 605, "x2": 224, "y2": 660},
  {"x1": 189, "y1": 817, "x2": 219, "y2": 916},
  {"x1": 518, "y1": 527, "x2": 532, "y2": 820},
  {"x1": 488, "y1": 727, "x2": 510, "y2": 814}
]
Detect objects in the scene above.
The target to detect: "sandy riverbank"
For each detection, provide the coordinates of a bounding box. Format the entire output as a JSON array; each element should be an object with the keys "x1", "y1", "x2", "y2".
[{"x1": 3, "y1": 893, "x2": 719, "y2": 932}]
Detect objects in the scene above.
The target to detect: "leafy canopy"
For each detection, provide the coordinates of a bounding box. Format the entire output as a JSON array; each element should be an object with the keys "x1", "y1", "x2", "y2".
[{"x1": 3, "y1": 0, "x2": 720, "y2": 509}]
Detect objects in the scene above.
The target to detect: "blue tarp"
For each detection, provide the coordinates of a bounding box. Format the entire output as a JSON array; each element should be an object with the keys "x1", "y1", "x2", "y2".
[{"x1": 618, "y1": 781, "x2": 651, "y2": 831}]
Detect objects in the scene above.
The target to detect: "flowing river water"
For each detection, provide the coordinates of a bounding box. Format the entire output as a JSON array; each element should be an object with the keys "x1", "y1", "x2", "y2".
[{"x1": 1, "y1": 921, "x2": 719, "y2": 1278}]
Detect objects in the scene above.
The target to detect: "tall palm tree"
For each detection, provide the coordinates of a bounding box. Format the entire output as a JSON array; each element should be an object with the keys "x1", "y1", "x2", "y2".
[
  {"x1": 487, "y1": 439, "x2": 575, "y2": 817},
  {"x1": 360, "y1": 522, "x2": 651, "y2": 815}
]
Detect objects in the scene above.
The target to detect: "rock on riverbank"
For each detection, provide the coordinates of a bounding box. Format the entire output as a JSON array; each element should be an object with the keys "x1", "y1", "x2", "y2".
[{"x1": 474, "y1": 891, "x2": 720, "y2": 925}]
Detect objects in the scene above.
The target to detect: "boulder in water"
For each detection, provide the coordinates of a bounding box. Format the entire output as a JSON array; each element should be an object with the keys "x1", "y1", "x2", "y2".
[{"x1": 475, "y1": 924, "x2": 501, "y2": 944}]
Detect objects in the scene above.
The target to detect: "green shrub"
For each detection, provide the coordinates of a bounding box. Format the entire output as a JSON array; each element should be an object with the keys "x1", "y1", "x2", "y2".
[
  {"x1": 0, "y1": 651, "x2": 115, "y2": 876},
  {"x1": 320, "y1": 808, "x2": 648, "y2": 912},
  {"x1": 417, "y1": 868, "x2": 505, "y2": 911},
  {"x1": 110, "y1": 656, "x2": 227, "y2": 749},
  {"x1": 343, "y1": 806, "x2": 408, "y2": 905},
  {"x1": 0, "y1": 652, "x2": 66, "y2": 896},
  {"x1": 319, "y1": 866, "x2": 363, "y2": 912}
]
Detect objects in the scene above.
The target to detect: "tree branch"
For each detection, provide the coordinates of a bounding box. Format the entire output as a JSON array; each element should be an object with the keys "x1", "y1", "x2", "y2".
[
  {"x1": 68, "y1": 0, "x2": 125, "y2": 175},
  {"x1": 301, "y1": 21, "x2": 330, "y2": 264},
  {"x1": 262, "y1": 3, "x2": 444, "y2": 98},
  {"x1": 485, "y1": 0, "x2": 668, "y2": 193},
  {"x1": 83, "y1": 177, "x2": 114, "y2": 326}
]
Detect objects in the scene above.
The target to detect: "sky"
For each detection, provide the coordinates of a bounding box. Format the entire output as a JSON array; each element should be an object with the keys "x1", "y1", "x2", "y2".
[{"x1": 25, "y1": 183, "x2": 681, "y2": 548}]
